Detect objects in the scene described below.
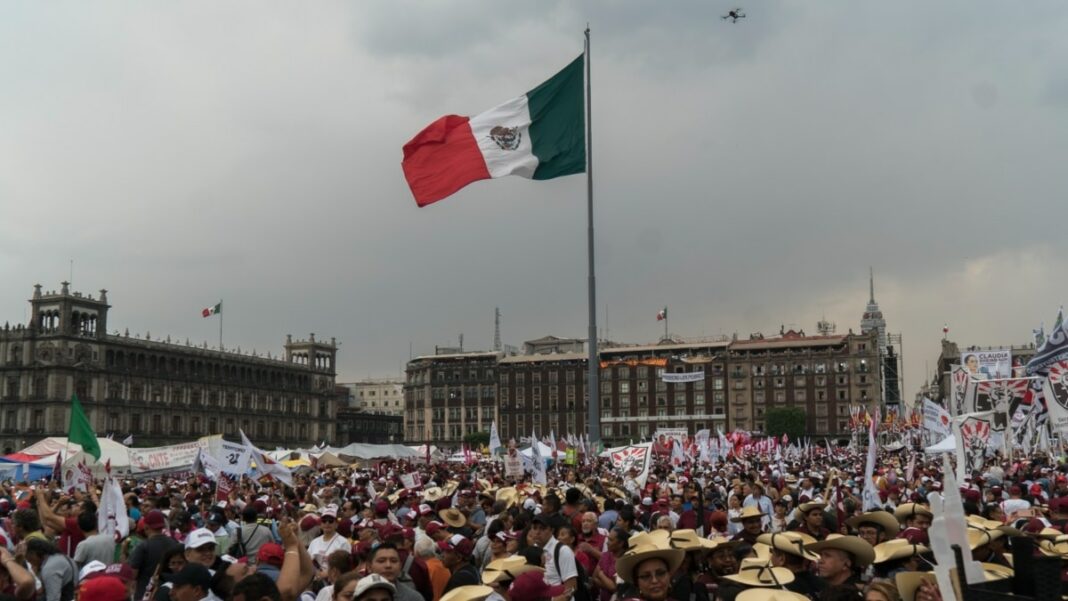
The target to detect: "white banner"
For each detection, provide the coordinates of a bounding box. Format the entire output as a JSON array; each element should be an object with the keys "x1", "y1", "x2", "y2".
[
  {"x1": 128, "y1": 441, "x2": 207, "y2": 476},
  {"x1": 1043, "y1": 360, "x2": 1068, "y2": 435},
  {"x1": 504, "y1": 449, "x2": 524, "y2": 478},
  {"x1": 399, "y1": 472, "x2": 422, "y2": 489},
  {"x1": 660, "y1": 372, "x2": 705, "y2": 384},
  {"x1": 922, "y1": 398, "x2": 951, "y2": 438},
  {"x1": 949, "y1": 365, "x2": 971, "y2": 417},
  {"x1": 208, "y1": 439, "x2": 252, "y2": 476},
  {"x1": 961, "y1": 349, "x2": 1013, "y2": 380},
  {"x1": 609, "y1": 443, "x2": 653, "y2": 488}
]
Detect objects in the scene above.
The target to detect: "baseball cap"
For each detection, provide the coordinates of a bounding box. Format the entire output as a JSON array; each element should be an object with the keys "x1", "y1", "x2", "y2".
[
  {"x1": 78, "y1": 576, "x2": 128, "y2": 601},
  {"x1": 437, "y1": 534, "x2": 474, "y2": 557},
  {"x1": 509, "y1": 571, "x2": 565, "y2": 599},
  {"x1": 144, "y1": 510, "x2": 166, "y2": 530},
  {"x1": 299, "y1": 515, "x2": 321, "y2": 532},
  {"x1": 426, "y1": 521, "x2": 445, "y2": 536},
  {"x1": 320, "y1": 504, "x2": 339, "y2": 518},
  {"x1": 170, "y1": 563, "x2": 213, "y2": 590},
  {"x1": 185, "y1": 528, "x2": 217, "y2": 550},
  {"x1": 353, "y1": 574, "x2": 395, "y2": 598},
  {"x1": 78, "y1": 561, "x2": 107, "y2": 581},
  {"x1": 257, "y1": 543, "x2": 285, "y2": 568}
]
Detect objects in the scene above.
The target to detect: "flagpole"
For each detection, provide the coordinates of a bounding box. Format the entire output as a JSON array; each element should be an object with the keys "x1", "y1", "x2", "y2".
[
  {"x1": 219, "y1": 299, "x2": 223, "y2": 350},
  {"x1": 584, "y1": 26, "x2": 600, "y2": 448}
]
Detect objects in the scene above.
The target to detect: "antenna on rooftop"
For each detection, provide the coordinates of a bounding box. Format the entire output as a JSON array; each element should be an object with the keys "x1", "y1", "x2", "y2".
[
  {"x1": 494, "y1": 307, "x2": 502, "y2": 351},
  {"x1": 817, "y1": 315, "x2": 836, "y2": 336}
]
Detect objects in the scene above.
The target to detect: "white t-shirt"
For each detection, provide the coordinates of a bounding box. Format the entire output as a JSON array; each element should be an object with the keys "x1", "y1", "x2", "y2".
[
  {"x1": 308, "y1": 534, "x2": 350, "y2": 568},
  {"x1": 543, "y1": 537, "x2": 578, "y2": 593}
]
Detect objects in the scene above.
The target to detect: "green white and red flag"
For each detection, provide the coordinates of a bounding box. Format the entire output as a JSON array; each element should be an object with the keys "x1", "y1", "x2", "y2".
[
  {"x1": 202, "y1": 302, "x2": 221, "y2": 318},
  {"x1": 402, "y1": 55, "x2": 585, "y2": 207}
]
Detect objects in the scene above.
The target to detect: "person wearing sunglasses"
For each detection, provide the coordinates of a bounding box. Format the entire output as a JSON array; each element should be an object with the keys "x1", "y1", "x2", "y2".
[{"x1": 310, "y1": 506, "x2": 351, "y2": 577}]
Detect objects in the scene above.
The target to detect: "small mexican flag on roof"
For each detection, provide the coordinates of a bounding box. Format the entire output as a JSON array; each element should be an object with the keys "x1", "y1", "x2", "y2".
[{"x1": 202, "y1": 302, "x2": 221, "y2": 318}]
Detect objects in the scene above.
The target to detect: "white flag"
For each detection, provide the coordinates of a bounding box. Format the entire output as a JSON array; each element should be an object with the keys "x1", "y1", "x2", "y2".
[
  {"x1": 98, "y1": 474, "x2": 130, "y2": 540},
  {"x1": 530, "y1": 429, "x2": 547, "y2": 485},
  {"x1": 121, "y1": 435, "x2": 133, "y2": 446},
  {"x1": 862, "y1": 408, "x2": 880, "y2": 511},
  {"x1": 240, "y1": 430, "x2": 293, "y2": 487},
  {"x1": 193, "y1": 448, "x2": 223, "y2": 480},
  {"x1": 489, "y1": 421, "x2": 501, "y2": 455},
  {"x1": 922, "y1": 398, "x2": 952, "y2": 439}
]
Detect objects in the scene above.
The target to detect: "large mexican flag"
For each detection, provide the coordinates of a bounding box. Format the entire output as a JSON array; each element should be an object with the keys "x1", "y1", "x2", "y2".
[{"x1": 402, "y1": 55, "x2": 585, "y2": 207}]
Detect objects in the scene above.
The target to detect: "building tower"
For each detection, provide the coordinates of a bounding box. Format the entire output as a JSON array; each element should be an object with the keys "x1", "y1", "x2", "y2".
[
  {"x1": 30, "y1": 282, "x2": 110, "y2": 340},
  {"x1": 860, "y1": 268, "x2": 887, "y2": 352}
]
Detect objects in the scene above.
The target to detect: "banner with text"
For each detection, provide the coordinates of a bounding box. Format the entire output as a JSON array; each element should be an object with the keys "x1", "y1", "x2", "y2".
[
  {"x1": 960, "y1": 349, "x2": 1013, "y2": 380},
  {"x1": 660, "y1": 372, "x2": 705, "y2": 384}
]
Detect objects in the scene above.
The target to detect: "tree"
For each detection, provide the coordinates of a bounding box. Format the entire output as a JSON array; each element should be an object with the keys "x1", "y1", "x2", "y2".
[
  {"x1": 463, "y1": 431, "x2": 490, "y2": 447},
  {"x1": 764, "y1": 407, "x2": 806, "y2": 442}
]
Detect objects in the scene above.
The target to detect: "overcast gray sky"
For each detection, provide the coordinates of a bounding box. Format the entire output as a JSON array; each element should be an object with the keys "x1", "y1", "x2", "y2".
[{"x1": 3, "y1": 1, "x2": 1067, "y2": 401}]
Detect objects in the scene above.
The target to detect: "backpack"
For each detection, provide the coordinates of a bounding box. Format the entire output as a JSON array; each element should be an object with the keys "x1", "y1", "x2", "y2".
[
  {"x1": 553, "y1": 541, "x2": 593, "y2": 601},
  {"x1": 227, "y1": 522, "x2": 261, "y2": 558}
]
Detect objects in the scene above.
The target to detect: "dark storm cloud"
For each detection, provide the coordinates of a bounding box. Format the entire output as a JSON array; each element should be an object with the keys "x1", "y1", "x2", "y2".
[{"x1": 2, "y1": 1, "x2": 1068, "y2": 397}]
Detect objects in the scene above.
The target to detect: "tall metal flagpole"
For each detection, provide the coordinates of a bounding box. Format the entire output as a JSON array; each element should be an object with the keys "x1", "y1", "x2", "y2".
[
  {"x1": 219, "y1": 299, "x2": 223, "y2": 350},
  {"x1": 585, "y1": 27, "x2": 600, "y2": 448}
]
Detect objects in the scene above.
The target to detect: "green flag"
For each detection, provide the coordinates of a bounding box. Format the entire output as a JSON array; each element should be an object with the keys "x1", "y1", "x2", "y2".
[{"x1": 69, "y1": 394, "x2": 101, "y2": 461}]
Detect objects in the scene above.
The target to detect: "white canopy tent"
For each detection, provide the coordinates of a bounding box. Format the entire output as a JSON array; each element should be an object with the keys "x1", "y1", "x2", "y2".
[
  {"x1": 20, "y1": 437, "x2": 132, "y2": 470},
  {"x1": 925, "y1": 435, "x2": 956, "y2": 454}
]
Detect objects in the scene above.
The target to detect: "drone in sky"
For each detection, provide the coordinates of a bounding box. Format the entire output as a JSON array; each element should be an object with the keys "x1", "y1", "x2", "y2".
[{"x1": 722, "y1": 8, "x2": 746, "y2": 23}]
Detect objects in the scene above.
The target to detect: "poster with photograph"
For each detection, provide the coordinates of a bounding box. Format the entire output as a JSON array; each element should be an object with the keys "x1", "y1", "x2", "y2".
[{"x1": 960, "y1": 349, "x2": 1012, "y2": 380}]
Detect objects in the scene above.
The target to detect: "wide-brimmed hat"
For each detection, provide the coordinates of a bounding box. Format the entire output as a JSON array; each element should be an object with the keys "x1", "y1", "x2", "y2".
[
  {"x1": 872, "y1": 539, "x2": 929, "y2": 564},
  {"x1": 495, "y1": 487, "x2": 518, "y2": 508},
  {"x1": 627, "y1": 529, "x2": 671, "y2": 550},
  {"x1": 440, "y1": 584, "x2": 494, "y2": 601},
  {"x1": 669, "y1": 529, "x2": 717, "y2": 552},
  {"x1": 756, "y1": 532, "x2": 818, "y2": 561},
  {"x1": 736, "y1": 590, "x2": 810, "y2": 601},
  {"x1": 895, "y1": 565, "x2": 1011, "y2": 601},
  {"x1": 846, "y1": 510, "x2": 901, "y2": 537},
  {"x1": 423, "y1": 487, "x2": 446, "y2": 502},
  {"x1": 731, "y1": 506, "x2": 768, "y2": 523},
  {"x1": 615, "y1": 543, "x2": 686, "y2": 585},
  {"x1": 439, "y1": 508, "x2": 467, "y2": 529},
  {"x1": 481, "y1": 556, "x2": 544, "y2": 585},
  {"x1": 966, "y1": 528, "x2": 1004, "y2": 550},
  {"x1": 723, "y1": 564, "x2": 795, "y2": 588},
  {"x1": 893, "y1": 503, "x2": 933, "y2": 523},
  {"x1": 797, "y1": 502, "x2": 826, "y2": 515},
  {"x1": 805, "y1": 534, "x2": 876, "y2": 567}
]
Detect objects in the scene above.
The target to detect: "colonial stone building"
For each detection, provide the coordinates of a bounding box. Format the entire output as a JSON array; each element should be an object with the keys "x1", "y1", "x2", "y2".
[
  {"x1": 406, "y1": 330, "x2": 882, "y2": 447},
  {"x1": 0, "y1": 283, "x2": 338, "y2": 451},
  {"x1": 339, "y1": 379, "x2": 405, "y2": 416}
]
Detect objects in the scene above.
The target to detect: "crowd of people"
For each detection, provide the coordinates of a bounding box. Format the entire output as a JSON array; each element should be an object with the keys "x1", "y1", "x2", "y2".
[{"x1": 0, "y1": 444, "x2": 1062, "y2": 601}]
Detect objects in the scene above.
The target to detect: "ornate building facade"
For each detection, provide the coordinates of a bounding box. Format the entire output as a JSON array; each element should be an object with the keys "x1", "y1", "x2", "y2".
[
  {"x1": 405, "y1": 330, "x2": 881, "y2": 447},
  {"x1": 0, "y1": 283, "x2": 338, "y2": 452}
]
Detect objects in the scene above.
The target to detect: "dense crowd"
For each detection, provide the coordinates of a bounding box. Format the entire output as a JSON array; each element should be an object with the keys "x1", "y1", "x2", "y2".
[{"x1": 0, "y1": 445, "x2": 1063, "y2": 601}]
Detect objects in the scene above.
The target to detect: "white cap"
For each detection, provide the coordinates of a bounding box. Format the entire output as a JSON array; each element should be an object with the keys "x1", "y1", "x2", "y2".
[
  {"x1": 185, "y1": 528, "x2": 218, "y2": 550},
  {"x1": 320, "y1": 504, "x2": 338, "y2": 518},
  {"x1": 79, "y1": 561, "x2": 107, "y2": 581},
  {"x1": 522, "y1": 498, "x2": 537, "y2": 511},
  {"x1": 642, "y1": 497, "x2": 653, "y2": 506},
  {"x1": 354, "y1": 574, "x2": 395, "y2": 598}
]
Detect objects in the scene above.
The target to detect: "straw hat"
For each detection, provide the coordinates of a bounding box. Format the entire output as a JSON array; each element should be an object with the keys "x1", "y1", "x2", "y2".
[
  {"x1": 481, "y1": 556, "x2": 544, "y2": 585},
  {"x1": 893, "y1": 571, "x2": 936, "y2": 601},
  {"x1": 423, "y1": 487, "x2": 445, "y2": 502},
  {"x1": 669, "y1": 529, "x2": 717, "y2": 552},
  {"x1": 731, "y1": 506, "x2": 768, "y2": 523},
  {"x1": 723, "y1": 564, "x2": 795, "y2": 588},
  {"x1": 872, "y1": 539, "x2": 929, "y2": 564},
  {"x1": 495, "y1": 487, "x2": 518, "y2": 509},
  {"x1": 736, "y1": 590, "x2": 810, "y2": 601},
  {"x1": 805, "y1": 534, "x2": 876, "y2": 568},
  {"x1": 628, "y1": 529, "x2": 671, "y2": 550},
  {"x1": 615, "y1": 543, "x2": 685, "y2": 585},
  {"x1": 439, "y1": 585, "x2": 494, "y2": 601},
  {"x1": 965, "y1": 515, "x2": 1003, "y2": 530},
  {"x1": 439, "y1": 508, "x2": 467, "y2": 529},
  {"x1": 797, "y1": 501, "x2": 826, "y2": 514},
  {"x1": 895, "y1": 565, "x2": 1011, "y2": 601},
  {"x1": 845, "y1": 510, "x2": 901, "y2": 537},
  {"x1": 441, "y1": 481, "x2": 460, "y2": 498},
  {"x1": 756, "y1": 532, "x2": 818, "y2": 561},
  {"x1": 893, "y1": 503, "x2": 933, "y2": 523},
  {"x1": 966, "y1": 528, "x2": 1004, "y2": 550}
]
